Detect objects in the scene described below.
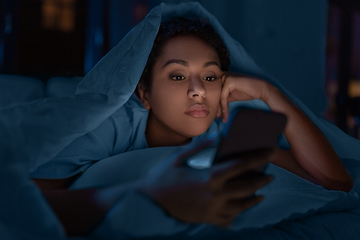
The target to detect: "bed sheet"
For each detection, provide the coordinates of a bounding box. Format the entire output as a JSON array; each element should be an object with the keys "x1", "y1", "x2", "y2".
[
  {"x1": 1, "y1": 2, "x2": 360, "y2": 240},
  {"x1": 194, "y1": 158, "x2": 360, "y2": 240},
  {"x1": 71, "y1": 148, "x2": 360, "y2": 240}
]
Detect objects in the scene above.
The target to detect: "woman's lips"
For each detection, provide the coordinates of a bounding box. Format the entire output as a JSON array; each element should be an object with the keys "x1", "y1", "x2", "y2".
[{"x1": 185, "y1": 104, "x2": 209, "y2": 118}]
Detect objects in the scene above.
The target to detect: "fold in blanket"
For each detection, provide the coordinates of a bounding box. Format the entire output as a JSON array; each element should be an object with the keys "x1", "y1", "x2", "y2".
[{"x1": 1, "y1": 2, "x2": 360, "y2": 240}]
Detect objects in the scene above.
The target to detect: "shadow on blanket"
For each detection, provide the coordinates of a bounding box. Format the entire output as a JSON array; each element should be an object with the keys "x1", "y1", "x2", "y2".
[
  {"x1": 71, "y1": 147, "x2": 360, "y2": 239},
  {"x1": 1, "y1": 2, "x2": 360, "y2": 240}
]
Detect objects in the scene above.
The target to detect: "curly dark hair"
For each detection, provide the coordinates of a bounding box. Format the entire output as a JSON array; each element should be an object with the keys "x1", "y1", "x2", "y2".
[{"x1": 137, "y1": 17, "x2": 230, "y2": 95}]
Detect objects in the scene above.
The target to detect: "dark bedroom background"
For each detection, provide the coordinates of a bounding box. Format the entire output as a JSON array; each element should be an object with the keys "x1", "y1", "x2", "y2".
[{"x1": 1, "y1": 0, "x2": 360, "y2": 138}]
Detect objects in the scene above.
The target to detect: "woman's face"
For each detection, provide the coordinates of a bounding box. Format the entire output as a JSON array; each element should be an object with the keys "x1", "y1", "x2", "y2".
[{"x1": 139, "y1": 35, "x2": 224, "y2": 146}]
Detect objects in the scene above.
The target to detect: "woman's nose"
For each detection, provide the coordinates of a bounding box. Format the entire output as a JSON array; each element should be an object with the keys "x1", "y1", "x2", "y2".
[{"x1": 187, "y1": 77, "x2": 206, "y2": 99}]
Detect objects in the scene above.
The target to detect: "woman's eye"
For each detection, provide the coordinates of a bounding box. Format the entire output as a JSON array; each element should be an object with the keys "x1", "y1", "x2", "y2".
[
  {"x1": 203, "y1": 76, "x2": 217, "y2": 81},
  {"x1": 171, "y1": 75, "x2": 185, "y2": 81}
]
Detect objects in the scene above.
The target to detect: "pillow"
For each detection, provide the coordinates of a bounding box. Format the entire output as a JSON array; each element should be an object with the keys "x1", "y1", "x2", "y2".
[
  {"x1": 0, "y1": 74, "x2": 45, "y2": 107},
  {"x1": 71, "y1": 147, "x2": 360, "y2": 239}
]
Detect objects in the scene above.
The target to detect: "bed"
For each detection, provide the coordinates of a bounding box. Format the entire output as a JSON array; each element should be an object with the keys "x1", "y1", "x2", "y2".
[
  {"x1": 70, "y1": 142, "x2": 360, "y2": 240},
  {"x1": 1, "y1": 2, "x2": 360, "y2": 240}
]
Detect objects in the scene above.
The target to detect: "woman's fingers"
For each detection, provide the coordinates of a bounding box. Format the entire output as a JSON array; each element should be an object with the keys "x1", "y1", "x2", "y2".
[
  {"x1": 220, "y1": 76, "x2": 230, "y2": 123},
  {"x1": 220, "y1": 73, "x2": 271, "y2": 123},
  {"x1": 210, "y1": 150, "x2": 273, "y2": 184},
  {"x1": 220, "y1": 195, "x2": 265, "y2": 216},
  {"x1": 199, "y1": 175, "x2": 268, "y2": 226},
  {"x1": 222, "y1": 174, "x2": 272, "y2": 199},
  {"x1": 208, "y1": 195, "x2": 265, "y2": 227}
]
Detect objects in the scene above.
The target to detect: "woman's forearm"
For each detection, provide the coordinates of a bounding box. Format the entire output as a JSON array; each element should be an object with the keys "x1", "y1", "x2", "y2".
[
  {"x1": 263, "y1": 84, "x2": 353, "y2": 191},
  {"x1": 41, "y1": 181, "x2": 141, "y2": 236}
]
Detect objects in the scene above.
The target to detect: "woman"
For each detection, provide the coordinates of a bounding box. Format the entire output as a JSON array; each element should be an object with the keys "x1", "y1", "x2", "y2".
[
  {"x1": 30, "y1": 12, "x2": 352, "y2": 238},
  {"x1": 135, "y1": 17, "x2": 352, "y2": 190},
  {"x1": 30, "y1": 17, "x2": 274, "y2": 236}
]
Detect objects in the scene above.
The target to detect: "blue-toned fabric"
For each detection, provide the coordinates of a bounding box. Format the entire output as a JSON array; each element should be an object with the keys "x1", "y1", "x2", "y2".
[
  {"x1": 71, "y1": 146, "x2": 360, "y2": 239},
  {"x1": 31, "y1": 95, "x2": 286, "y2": 179},
  {"x1": 0, "y1": 74, "x2": 45, "y2": 107},
  {"x1": 29, "y1": 94, "x2": 149, "y2": 179},
  {"x1": 1, "y1": 2, "x2": 360, "y2": 240},
  {"x1": 30, "y1": 93, "x2": 227, "y2": 179},
  {"x1": 45, "y1": 76, "x2": 82, "y2": 98}
]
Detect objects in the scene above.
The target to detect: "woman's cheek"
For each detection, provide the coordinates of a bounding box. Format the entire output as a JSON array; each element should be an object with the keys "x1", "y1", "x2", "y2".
[{"x1": 206, "y1": 83, "x2": 222, "y2": 101}]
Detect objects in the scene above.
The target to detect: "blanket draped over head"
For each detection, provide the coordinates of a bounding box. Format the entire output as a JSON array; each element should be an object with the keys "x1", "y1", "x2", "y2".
[{"x1": 1, "y1": 2, "x2": 360, "y2": 240}]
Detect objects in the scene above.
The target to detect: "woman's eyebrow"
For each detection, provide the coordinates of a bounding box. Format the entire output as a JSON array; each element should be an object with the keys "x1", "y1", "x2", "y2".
[
  {"x1": 203, "y1": 61, "x2": 221, "y2": 69},
  {"x1": 163, "y1": 59, "x2": 221, "y2": 69},
  {"x1": 163, "y1": 59, "x2": 188, "y2": 68}
]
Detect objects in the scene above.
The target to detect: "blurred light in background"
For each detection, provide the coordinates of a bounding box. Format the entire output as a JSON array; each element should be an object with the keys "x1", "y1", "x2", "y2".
[
  {"x1": 1, "y1": 0, "x2": 360, "y2": 138},
  {"x1": 41, "y1": 0, "x2": 75, "y2": 32},
  {"x1": 324, "y1": 1, "x2": 360, "y2": 138},
  {"x1": 349, "y1": 80, "x2": 360, "y2": 98}
]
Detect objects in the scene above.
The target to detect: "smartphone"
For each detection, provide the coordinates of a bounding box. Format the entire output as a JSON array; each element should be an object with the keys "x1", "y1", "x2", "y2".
[{"x1": 212, "y1": 107, "x2": 287, "y2": 164}]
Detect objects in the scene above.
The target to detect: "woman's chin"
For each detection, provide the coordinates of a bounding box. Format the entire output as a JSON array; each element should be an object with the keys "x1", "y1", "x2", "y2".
[{"x1": 183, "y1": 124, "x2": 212, "y2": 138}]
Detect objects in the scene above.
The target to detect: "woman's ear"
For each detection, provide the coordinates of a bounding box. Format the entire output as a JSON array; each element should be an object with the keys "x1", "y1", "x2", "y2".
[{"x1": 138, "y1": 83, "x2": 151, "y2": 110}]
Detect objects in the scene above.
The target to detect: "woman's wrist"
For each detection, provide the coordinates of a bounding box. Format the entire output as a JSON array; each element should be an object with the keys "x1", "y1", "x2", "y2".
[{"x1": 261, "y1": 83, "x2": 294, "y2": 115}]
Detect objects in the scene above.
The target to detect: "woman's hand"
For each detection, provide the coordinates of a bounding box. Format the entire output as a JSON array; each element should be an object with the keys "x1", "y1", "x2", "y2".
[
  {"x1": 219, "y1": 72, "x2": 353, "y2": 192},
  {"x1": 220, "y1": 73, "x2": 272, "y2": 122},
  {"x1": 138, "y1": 137, "x2": 273, "y2": 227}
]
